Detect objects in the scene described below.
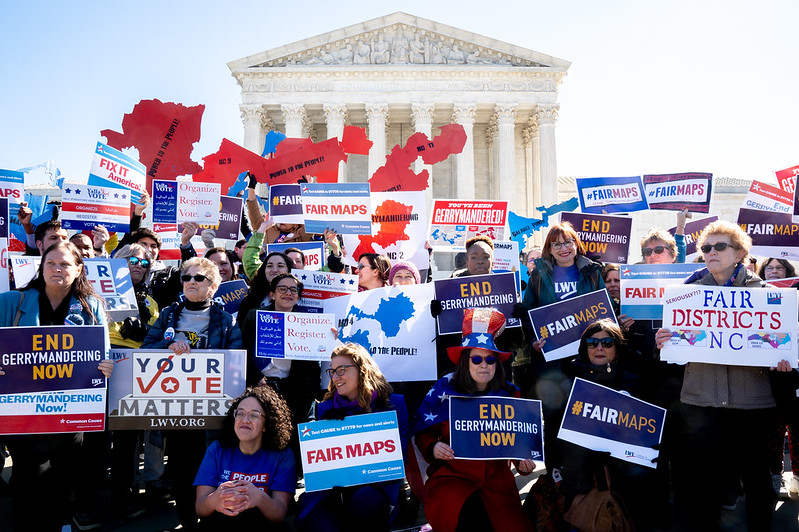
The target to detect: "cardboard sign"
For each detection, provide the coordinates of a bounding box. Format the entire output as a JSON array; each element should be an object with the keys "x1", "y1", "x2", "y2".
[
  {"x1": 0, "y1": 325, "x2": 107, "y2": 434},
  {"x1": 619, "y1": 264, "x2": 702, "y2": 320},
  {"x1": 576, "y1": 177, "x2": 648, "y2": 214},
  {"x1": 492, "y1": 241, "x2": 522, "y2": 293},
  {"x1": 152, "y1": 222, "x2": 206, "y2": 261},
  {"x1": 255, "y1": 311, "x2": 336, "y2": 361},
  {"x1": 428, "y1": 199, "x2": 508, "y2": 251},
  {"x1": 642, "y1": 173, "x2": 713, "y2": 213},
  {"x1": 292, "y1": 270, "x2": 358, "y2": 313},
  {"x1": 668, "y1": 216, "x2": 718, "y2": 259},
  {"x1": 87, "y1": 142, "x2": 147, "y2": 204},
  {"x1": 560, "y1": 212, "x2": 632, "y2": 263},
  {"x1": 558, "y1": 378, "x2": 665, "y2": 469},
  {"x1": 737, "y1": 207, "x2": 799, "y2": 260},
  {"x1": 107, "y1": 348, "x2": 247, "y2": 430},
  {"x1": 301, "y1": 183, "x2": 371, "y2": 235},
  {"x1": 324, "y1": 284, "x2": 437, "y2": 382},
  {"x1": 0, "y1": 169, "x2": 26, "y2": 246},
  {"x1": 660, "y1": 285, "x2": 798, "y2": 367},
  {"x1": 152, "y1": 179, "x2": 221, "y2": 225},
  {"x1": 61, "y1": 183, "x2": 131, "y2": 233},
  {"x1": 529, "y1": 290, "x2": 617, "y2": 362},
  {"x1": 744, "y1": 181, "x2": 792, "y2": 214},
  {"x1": 299, "y1": 411, "x2": 405, "y2": 492},
  {"x1": 433, "y1": 272, "x2": 520, "y2": 335},
  {"x1": 268, "y1": 184, "x2": 304, "y2": 224},
  {"x1": 776, "y1": 164, "x2": 799, "y2": 194},
  {"x1": 187, "y1": 195, "x2": 242, "y2": 241},
  {"x1": 449, "y1": 396, "x2": 544, "y2": 462},
  {"x1": 267, "y1": 242, "x2": 326, "y2": 271}
]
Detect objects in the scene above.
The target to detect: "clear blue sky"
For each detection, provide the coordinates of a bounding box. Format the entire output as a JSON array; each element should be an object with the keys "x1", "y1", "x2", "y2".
[{"x1": 2, "y1": 1, "x2": 797, "y2": 189}]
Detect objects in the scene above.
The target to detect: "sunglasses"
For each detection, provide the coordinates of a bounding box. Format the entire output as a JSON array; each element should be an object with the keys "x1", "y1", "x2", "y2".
[
  {"x1": 700, "y1": 242, "x2": 734, "y2": 253},
  {"x1": 470, "y1": 355, "x2": 497, "y2": 365},
  {"x1": 585, "y1": 337, "x2": 616, "y2": 349},
  {"x1": 642, "y1": 246, "x2": 667, "y2": 257},
  {"x1": 181, "y1": 274, "x2": 208, "y2": 283},
  {"x1": 127, "y1": 257, "x2": 150, "y2": 268}
]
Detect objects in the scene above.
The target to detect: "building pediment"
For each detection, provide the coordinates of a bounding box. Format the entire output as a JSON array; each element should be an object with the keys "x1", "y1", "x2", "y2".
[{"x1": 228, "y1": 12, "x2": 570, "y2": 73}]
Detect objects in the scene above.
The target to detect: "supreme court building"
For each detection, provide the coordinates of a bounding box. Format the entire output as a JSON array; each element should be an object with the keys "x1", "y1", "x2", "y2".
[{"x1": 227, "y1": 12, "x2": 570, "y2": 218}]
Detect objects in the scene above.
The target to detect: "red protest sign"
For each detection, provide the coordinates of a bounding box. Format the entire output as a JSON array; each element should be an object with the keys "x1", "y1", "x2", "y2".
[{"x1": 776, "y1": 164, "x2": 799, "y2": 194}]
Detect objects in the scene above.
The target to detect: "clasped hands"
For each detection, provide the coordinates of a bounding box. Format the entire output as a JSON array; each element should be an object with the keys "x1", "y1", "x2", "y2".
[{"x1": 214, "y1": 479, "x2": 260, "y2": 516}]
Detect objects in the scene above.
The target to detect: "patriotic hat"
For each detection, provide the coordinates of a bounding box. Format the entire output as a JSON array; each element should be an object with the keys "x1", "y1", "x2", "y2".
[{"x1": 447, "y1": 307, "x2": 511, "y2": 364}]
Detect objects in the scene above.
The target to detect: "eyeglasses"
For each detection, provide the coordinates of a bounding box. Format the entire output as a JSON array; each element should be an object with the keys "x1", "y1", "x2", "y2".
[
  {"x1": 585, "y1": 337, "x2": 616, "y2": 349},
  {"x1": 275, "y1": 285, "x2": 299, "y2": 294},
  {"x1": 233, "y1": 409, "x2": 264, "y2": 422},
  {"x1": 181, "y1": 274, "x2": 208, "y2": 283},
  {"x1": 765, "y1": 265, "x2": 786, "y2": 272},
  {"x1": 700, "y1": 242, "x2": 735, "y2": 254},
  {"x1": 551, "y1": 239, "x2": 575, "y2": 251},
  {"x1": 128, "y1": 257, "x2": 150, "y2": 268},
  {"x1": 642, "y1": 246, "x2": 667, "y2": 257},
  {"x1": 326, "y1": 364, "x2": 357, "y2": 378},
  {"x1": 470, "y1": 355, "x2": 497, "y2": 365}
]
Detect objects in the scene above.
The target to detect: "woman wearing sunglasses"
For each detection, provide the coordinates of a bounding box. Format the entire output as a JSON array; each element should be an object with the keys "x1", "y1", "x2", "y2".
[
  {"x1": 109, "y1": 244, "x2": 159, "y2": 348},
  {"x1": 194, "y1": 386, "x2": 295, "y2": 530},
  {"x1": 142, "y1": 257, "x2": 242, "y2": 529},
  {"x1": 655, "y1": 220, "x2": 795, "y2": 530},
  {"x1": 413, "y1": 308, "x2": 534, "y2": 532},
  {"x1": 296, "y1": 342, "x2": 409, "y2": 532}
]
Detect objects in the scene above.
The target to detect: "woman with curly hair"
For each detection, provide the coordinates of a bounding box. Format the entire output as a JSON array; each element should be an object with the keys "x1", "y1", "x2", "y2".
[
  {"x1": 296, "y1": 343, "x2": 409, "y2": 532},
  {"x1": 194, "y1": 386, "x2": 295, "y2": 530}
]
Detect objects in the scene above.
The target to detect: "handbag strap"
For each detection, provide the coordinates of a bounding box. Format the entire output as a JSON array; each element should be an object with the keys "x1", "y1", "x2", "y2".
[{"x1": 13, "y1": 292, "x2": 25, "y2": 327}]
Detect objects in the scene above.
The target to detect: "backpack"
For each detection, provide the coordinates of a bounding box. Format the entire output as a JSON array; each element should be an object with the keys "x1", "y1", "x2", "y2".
[{"x1": 563, "y1": 466, "x2": 635, "y2": 532}]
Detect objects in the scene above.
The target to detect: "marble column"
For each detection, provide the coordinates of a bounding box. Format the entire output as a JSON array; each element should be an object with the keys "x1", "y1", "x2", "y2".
[
  {"x1": 452, "y1": 103, "x2": 476, "y2": 199},
  {"x1": 486, "y1": 116, "x2": 498, "y2": 199},
  {"x1": 240, "y1": 104, "x2": 265, "y2": 154},
  {"x1": 411, "y1": 103, "x2": 435, "y2": 206},
  {"x1": 495, "y1": 103, "x2": 518, "y2": 207},
  {"x1": 366, "y1": 103, "x2": 389, "y2": 180},
  {"x1": 536, "y1": 103, "x2": 560, "y2": 210},
  {"x1": 281, "y1": 103, "x2": 307, "y2": 138},
  {"x1": 323, "y1": 103, "x2": 348, "y2": 182}
]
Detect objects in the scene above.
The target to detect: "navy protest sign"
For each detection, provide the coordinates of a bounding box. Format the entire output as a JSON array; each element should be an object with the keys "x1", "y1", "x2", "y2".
[
  {"x1": 560, "y1": 211, "x2": 632, "y2": 263},
  {"x1": 211, "y1": 280, "x2": 248, "y2": 316},
  {"x1": 269, "y1": 183, "x2": 304, "y2": 224},
  {"x1": 559, "y1": 378, "x2": 665, "y2": 468},
  {"x1": 642, "y1": 172, "x2": 713, "y2": 213},
  {"x1": 668, "y1": 216, "x2": 718, "y2": 259},
  {"x1": 449, "y1": 396, "x2": 544, "y2": 462},
  {"x1": 0, "y1": 325, "x2": 108, "y2": 434},
  {"x1": 433, "y1": 272, "x2": 519, "y2": 335},
  {"x1": 576, "y1": 176, "x2": 648, "y2": 214},
  {"x1": 738, "y1": 207, "x2": 799, "y2": 260},
  {"x1": 529, "y1": 290, "x2": 616, "y2": 362}
]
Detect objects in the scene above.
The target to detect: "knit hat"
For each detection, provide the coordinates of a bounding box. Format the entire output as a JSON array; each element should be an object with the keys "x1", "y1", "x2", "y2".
[
  {"x1": 388, "y1": 260, "x2": 421, "y2": 285},
  {"x1": 446, "y1": 307, "x2": 511, "y2": 364}
]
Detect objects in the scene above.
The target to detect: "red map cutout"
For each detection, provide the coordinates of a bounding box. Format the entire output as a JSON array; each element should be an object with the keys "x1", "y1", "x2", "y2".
[
  {"x1": 352, "y1": 199, "x2": 413, "y2": 259},
  {"x1": 193, "y1": 138, "x2": 273, "y2": 191},
  {"x1": 101, "y1": 99, "x2": 204, "y2": 193},
  {"x1": 259, "y1": 138, "x2": 347, "y2": 185},
  {"x1": 341, "y1": 125, "x2": 373, "y2": 155},
  {"x1": 368, "y1": 124, "x2": 467, "y2": 193}
]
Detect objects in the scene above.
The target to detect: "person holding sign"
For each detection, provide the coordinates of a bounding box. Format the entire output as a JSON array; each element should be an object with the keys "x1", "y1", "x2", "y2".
[
  {"x1": 194, "y1": 386, "x2": 296, "y2": 530},
  {"x1": 414, "y1": 308, "x2": 534, "y2": 532},
  {"x1": 654, "y1": 221, "x2": 795, "y2": 531},
  {"x1": 0, "y1": 241, "x2": 112, "y2": 531},
  {"x1": 237, "y1": 251, "x2": 292, "y2": 326},
  {"x1": 296, "y1": 343, "x2": 409, "y2": 532}
]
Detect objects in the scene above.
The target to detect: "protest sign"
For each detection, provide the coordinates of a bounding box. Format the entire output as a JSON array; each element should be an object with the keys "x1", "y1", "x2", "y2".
[
  {"x1": 211, "y1": 280, "x2": 248, "y2": 316},
  {"x1": 744, "y1": 181, "x2": 792, "y2": 214},
  {"x1": 558, "y1": 378, "x2": 665, "y2": 469},
  {"x1": 776, "y1": 164, "x2": 799, "y2": 194},
  {"x1": 268, "y1": 184, "x2": 304, "y2": 224},
  {"x1": 187, "y1": 195, "x2": 242, "y2": 241},
  {"x1": 107, "y1": 348, "x2": 247, "y2": 430},
  {"x1": 492, "y1": 241, "x2": 522, "y2": 293},
  {"x1": 529, "y1": 290, "x2": 616, "y2": 362},
  {"x1": 342, "y1": 191, "x2": 429, "y2": 270},
  {"x1": 507, "y1": 198, "x2": 580, "y2": 251},
  {"x1": 61, "y1": 183, "x2": 131, "y2": 233},
  {"x1": 737, "y1": 207, "x2": 799, "y2": 260},
  {"x1": 324, "y1": 284, "x2": 436, "y2": 382},
  {"x1": 765, "y1": 276, "x2": 799, "y2": 289},
  {"x1": 292, "y1": 271, "x2": 358, "y2": 313},
  {"x1": 0, "y1": 169, "x2": 25, "y2": 247},
  {"x1": 576, "y1": 177, "x2": 648, "y2": 214},
  {"x1": 449, "y1": 396, "x2": 544, "y2": 462},
  {"x1": 87, "y1": 142, "x2": 146, "y2": 204},
  {"x1": 429, "y1": 199, "x2": 508, "y2": 251},
  {"x1": 11, "y1": 257, "x2": 139, "y2": 321},
  {"x1": 301, "y1": 183, "x2": 371, "y2": 235},
  {"x1": 642, "y1": 173, "x2": 713, "y2": 213},
  {"x1": 668, "y1": 216, "x2": 718, "y2": 259},
  {"x1": 152, "y1": 222, "x2": 206, "y2": 260},
  {"x1": 268, "y1": 242, "x2": 325, "y2": 271},
  {"x1": 0, "y1": 198, "x2": 8, "y2": 293},
  {"x1": 0, "y1": 325, "x2": 107, "y2": 434},
  {"x1": 255, "y1": 311, "x2": 336, "y2": 361},
  {"x1": 152, "y1": 179, "x2": 221, "y2": 225},
  {"x1": 299, "y1": 411, "x2": 405, "y2": 492},
  {"x1": 660, "y1": 285, "x2": 798, "y2": 367},
  {"x1": 260, "y1": 137, "x2": 347, "y2": 185},
  {"x1": 561, "y1": 212, "x2": 632, "y2": 263},
  {"x1": 619, "y1": 264, "x2": 702, "y2": 320},
  {"x1": 434, "y1": 272, "x2": 520, "y2": 335}
]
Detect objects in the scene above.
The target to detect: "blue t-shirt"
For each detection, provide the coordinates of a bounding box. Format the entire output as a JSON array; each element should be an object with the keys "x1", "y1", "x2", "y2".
[
  {"x1": 194, "y1": 441, "x2": 296, "y2": 495},
  {"x1": 552, "y1": 265, "x2": 579, "y2": 301}
]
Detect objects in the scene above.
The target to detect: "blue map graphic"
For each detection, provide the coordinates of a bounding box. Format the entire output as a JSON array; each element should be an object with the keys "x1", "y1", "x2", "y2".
[
  {"x1": 340, "y1": 292, "x2": 416, "y2": 352},
  {"x1": 431, "y1": 228, "x2": 460, "y2": 245}
]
